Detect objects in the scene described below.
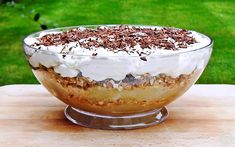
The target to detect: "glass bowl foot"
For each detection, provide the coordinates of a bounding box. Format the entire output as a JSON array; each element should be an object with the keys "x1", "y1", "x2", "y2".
[{"x1": 64, "y1": 106, "x2": 168, "y2": 130}]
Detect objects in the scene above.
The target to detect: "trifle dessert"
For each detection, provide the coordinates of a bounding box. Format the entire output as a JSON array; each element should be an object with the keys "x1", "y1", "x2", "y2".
[{"x1": 23, "y1": 25, "x2": 212, "y2": 129}]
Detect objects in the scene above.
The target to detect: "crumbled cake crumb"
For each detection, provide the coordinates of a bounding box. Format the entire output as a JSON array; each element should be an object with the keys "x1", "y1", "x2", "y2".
[{"x1": 37, "y1": 64, "x2": 193, "y2": 90}]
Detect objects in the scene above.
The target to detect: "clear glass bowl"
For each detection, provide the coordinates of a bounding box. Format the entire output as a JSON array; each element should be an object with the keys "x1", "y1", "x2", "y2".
[{"x1": 23, "y1": 25, "x2": 213, "y2": 129}]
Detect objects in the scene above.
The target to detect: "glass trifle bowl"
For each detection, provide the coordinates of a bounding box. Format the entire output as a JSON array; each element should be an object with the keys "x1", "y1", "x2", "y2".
[{"x1": 23, "y1": 25, "x2": 213, "y2": 129}]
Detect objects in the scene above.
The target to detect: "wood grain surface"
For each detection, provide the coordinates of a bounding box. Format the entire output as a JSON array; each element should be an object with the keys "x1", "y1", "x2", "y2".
[{"x1": 0, "y1": 84, "x2": 234, "y2": 147}]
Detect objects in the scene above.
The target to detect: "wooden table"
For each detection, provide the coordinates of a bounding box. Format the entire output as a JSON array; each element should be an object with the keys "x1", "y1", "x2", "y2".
[{"x1": 0, "y1": 84, "x2": 234, "y2": 146}]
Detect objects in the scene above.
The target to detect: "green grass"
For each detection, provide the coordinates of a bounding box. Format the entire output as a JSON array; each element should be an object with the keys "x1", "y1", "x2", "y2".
[{"x1": 0, "y1": 0, "x2": 235, "y2": 85}]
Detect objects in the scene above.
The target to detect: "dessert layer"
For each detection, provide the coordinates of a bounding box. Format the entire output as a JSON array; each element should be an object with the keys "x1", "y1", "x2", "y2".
[
  {"x1": 24, "y1": 25, "x2": 211, "y2": 81},
  {"x1": 25, "y1": 25, "x2": 211, "y2": 56},
  {"x1": 33, "y1": 66, "x2": 196, "y2": 115},
  {"x1": 36, "y1": 64, "x2": 193, "y2": 90}
]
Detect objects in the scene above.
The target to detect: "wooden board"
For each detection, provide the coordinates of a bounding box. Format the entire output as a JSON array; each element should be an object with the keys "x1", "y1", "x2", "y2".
[{"x1": 0, "y1": 84, "x2": 234, "y2": 146}]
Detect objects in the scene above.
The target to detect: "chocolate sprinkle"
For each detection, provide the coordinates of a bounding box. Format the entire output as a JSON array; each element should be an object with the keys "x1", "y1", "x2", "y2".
[
  {"x1": 92, "y1": 53, "x2": 98, "y2": 56},
  {"x1": 140, "y1": 57, "x2": 147, "y2": 61},
  {"x1": 36, "y1": 25, "x2": 197, "y2": 54}
]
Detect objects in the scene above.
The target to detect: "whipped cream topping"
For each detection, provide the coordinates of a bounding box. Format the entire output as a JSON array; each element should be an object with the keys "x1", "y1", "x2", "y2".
[{"x1": 24, "y1": 25, "x2": 212, "y2": 81}]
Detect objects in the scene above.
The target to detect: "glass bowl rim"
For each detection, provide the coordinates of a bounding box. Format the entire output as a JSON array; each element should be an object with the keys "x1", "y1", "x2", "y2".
[{"x1": 23, "y1": 24, "x2": 213, "y2": 58}]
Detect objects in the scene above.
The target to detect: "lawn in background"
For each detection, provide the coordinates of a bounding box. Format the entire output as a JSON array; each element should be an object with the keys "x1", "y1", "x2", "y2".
[{"x1": 0, "y1": 0, "x2": 235, "y2": 85}]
